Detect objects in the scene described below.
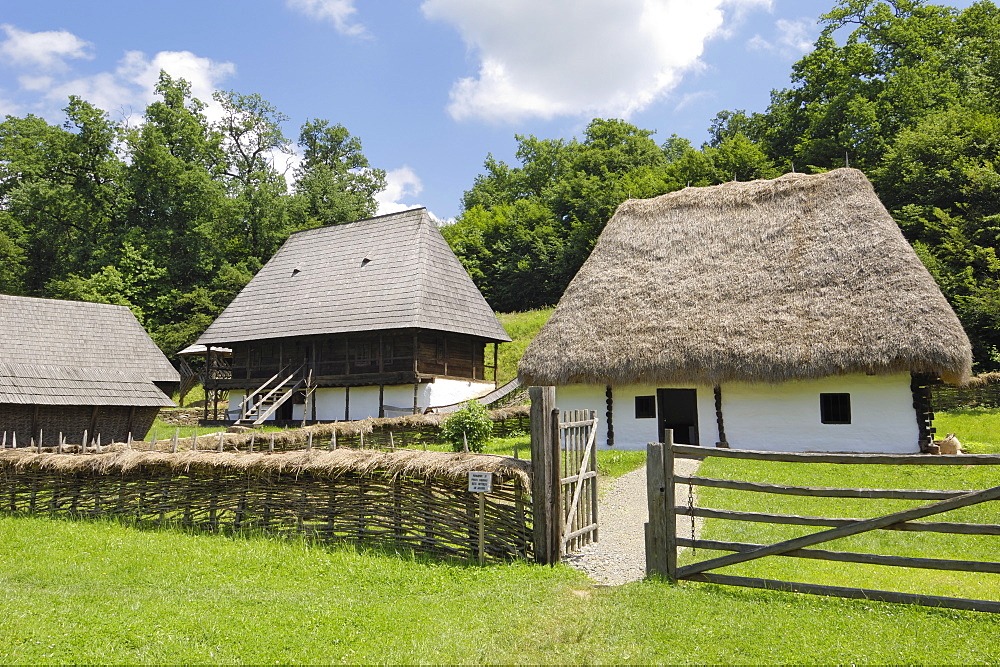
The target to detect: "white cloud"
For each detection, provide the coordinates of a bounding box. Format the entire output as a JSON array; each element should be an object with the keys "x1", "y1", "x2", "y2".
[
  {"x1": 286, "y1": 0, "x2": 366, "y2": 36},
  {"x1": 45, "y1": 49, "x2": 236, "y2": 120},
  {"x1": 375, "y1": 166, "x2": 424, "y2": 215},
  {"x1": 748, "y1": 18, "x2": 816, "y2": 56},
  {"x1": 0, "y1": 24, "x2": 92, "y2": 70},
  {"x1": 421, "y1": 0, "x2": 769, "y2": 123}
]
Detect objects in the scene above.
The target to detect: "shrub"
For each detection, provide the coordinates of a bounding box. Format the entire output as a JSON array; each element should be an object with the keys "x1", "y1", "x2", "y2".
[{"x1": 441, "y1": 401, "x2": 493, "y2": 452}]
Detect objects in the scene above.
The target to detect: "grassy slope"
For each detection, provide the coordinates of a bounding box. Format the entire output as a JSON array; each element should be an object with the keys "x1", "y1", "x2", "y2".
[
  {"x1": 496, "y1": 307, "x2": 554, "y2": 385},
  {"x1": 1, "y1": 515, "x2": 998, "y2": 664}
]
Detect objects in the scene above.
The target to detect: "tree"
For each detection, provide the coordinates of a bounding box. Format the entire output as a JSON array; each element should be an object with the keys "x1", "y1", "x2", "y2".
[{"x1": 289, "y1": 118, "x2": 385, "y2": 229}]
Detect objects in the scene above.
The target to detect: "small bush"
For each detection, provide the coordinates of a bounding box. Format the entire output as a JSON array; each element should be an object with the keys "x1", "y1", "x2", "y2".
[{"x1": 441, "y1": 401, "x2": 493, "y2": 452}]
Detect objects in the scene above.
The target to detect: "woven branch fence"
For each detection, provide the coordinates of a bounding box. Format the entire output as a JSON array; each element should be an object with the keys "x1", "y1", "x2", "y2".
[
  {"x1": 933, "y1": 374, "x2": 1000, "y2": 410},
  {"x1": 0, "y1": 447, "x2": 533, "y2": 563}
]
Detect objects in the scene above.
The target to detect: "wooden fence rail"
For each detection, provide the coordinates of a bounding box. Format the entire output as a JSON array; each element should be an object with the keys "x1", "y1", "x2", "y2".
[{"x1": 646, "y1": 438, "x2": 1000, "y2": 614}]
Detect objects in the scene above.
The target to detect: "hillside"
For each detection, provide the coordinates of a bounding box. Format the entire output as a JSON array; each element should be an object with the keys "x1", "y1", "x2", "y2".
[{"x1": 495, "y1": 307, "x2": 553, "y2": 385}]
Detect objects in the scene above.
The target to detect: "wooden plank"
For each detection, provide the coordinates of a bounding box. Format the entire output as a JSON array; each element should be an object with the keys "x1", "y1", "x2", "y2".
[
  {"x1": 676, "y1": 483, "x2": 1000, "y2": 579},
  {"x1": 664, "y1": 431, "x2": 677, "y2": 579},
  {"x1": 558, "y1": 419, "x2": 597, "y2": 428},
  {"x1": 676, "y1": 506, "x2": 1000, "y2": 535},
  {"x1": 645, "y1": 442, "x2": 669, "y2": 577},
  {"x1": 563, "y1": 523, "x2": 598, "y2": 541},
  {"x1": 678, "y1": 475, "x2": 969, "y2": 500},
  {"x1": 677, "y1": 538, "x2": 1000, "y2": 574},
  {"x1": 589, "y1": 411, "x2": 598, "y2": 545},
  {"x1": 670, "y1": 443, "x2": 1000, "y2": 465},
  {"x1": 683, "y1": 572, "x2": 1000, "y2": 615}
]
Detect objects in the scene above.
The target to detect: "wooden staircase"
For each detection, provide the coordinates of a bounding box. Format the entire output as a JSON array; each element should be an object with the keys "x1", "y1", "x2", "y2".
[{"x1": 234, "y1": 364, "x2": 307, "y2": 425}]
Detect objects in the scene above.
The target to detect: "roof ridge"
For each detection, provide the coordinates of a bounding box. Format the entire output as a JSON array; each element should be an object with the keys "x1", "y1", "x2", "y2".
[{"x1": 286, "y1": 207, "x2": 428, "y2": 239}]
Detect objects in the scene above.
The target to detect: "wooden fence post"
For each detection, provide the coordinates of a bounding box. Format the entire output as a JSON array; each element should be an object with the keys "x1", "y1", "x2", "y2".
[
  {"x1": 530, "y1": 386, "x2": 559, "y2": 565},
  {"x1": 645, "y1": 430, "x2": 676, "y2": 580}
]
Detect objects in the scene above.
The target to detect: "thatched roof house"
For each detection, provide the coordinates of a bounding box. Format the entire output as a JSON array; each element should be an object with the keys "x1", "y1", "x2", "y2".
[
  {"x1": 197, "y1": 208, "x2": 510, "y2": 424},
  {"x1": 520, "y1": 169, "x2": 971, "y2": 453},
  {"x1": 0, "y1": 294, "x2": 178, "y2": 444}
]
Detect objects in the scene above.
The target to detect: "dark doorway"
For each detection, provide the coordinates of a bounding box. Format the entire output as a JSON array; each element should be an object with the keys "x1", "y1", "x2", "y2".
[
  {"x1": 276, "y1": 398, "x2": 294, "y2": 422},
  {"x1": 657, "y1": 388, "x2": 699, "y2": 445}
]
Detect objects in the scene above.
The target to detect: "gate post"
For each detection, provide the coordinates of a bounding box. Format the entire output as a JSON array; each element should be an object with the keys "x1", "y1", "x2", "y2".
[
  {"x1": 645, "y1": 430, "x2": 676, "y2": 580},
  {"x1": 530, "y1": 386, "x2": 560, "y2": 564}
]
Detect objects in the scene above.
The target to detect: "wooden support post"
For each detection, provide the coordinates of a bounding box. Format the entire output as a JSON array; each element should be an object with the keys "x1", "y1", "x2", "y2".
[
  {"x1": 493, "y1": 343, "x2": 498, "y2": 388},
  {"x1": 344, "y1": 386, "x2": 350, "y2": 421},
  {"x1": 31, "y1": 405, "x2": 39, "y2": 444},
  {"x1": 478, "y1": 492, "x2": 486, "y2": 566},
  {"x1": 605, "y1": 386, "x2": 614, "y2": 448},
  {"x1": 88, "y1": 406, "x2": 99, "y2": 442},
  {"x1": 413, "y1": 382, "x2": 419, "y2": 415},
  {"x1": 714, "y1": 385, "x2": 729, "y2": 448},
  {"x1": 530, "y1": 386, "x2": 560, "y2": 565},
  {"x1": 379, "y1": 384, "x2": 385, "y2": 418}
]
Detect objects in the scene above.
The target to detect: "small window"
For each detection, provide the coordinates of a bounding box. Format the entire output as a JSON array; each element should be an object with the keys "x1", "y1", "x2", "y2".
[
  {"x1": 635, "y1": 395, "x2": 656, "y2": 419},
  {"x1": 820, "y1": 393, "x2": 851, "y2": 424}
]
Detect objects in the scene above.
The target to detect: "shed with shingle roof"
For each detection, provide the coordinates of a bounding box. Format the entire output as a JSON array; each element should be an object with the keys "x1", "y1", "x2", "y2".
[
  {"x1": 0, "y1": 294, "x2": 178, "y2": 444},
  {"x1": 197, "y1": 209, "x2": 510, "y2": 423}
]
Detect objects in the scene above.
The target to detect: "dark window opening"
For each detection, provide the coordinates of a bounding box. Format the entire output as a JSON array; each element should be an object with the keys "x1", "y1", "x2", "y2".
[
  {"x1": 635, "y1": 395, "x2": 656, "y2": 419},
  {"x1": 820, "y1": 393, "x2": 851, "y2": 424}
]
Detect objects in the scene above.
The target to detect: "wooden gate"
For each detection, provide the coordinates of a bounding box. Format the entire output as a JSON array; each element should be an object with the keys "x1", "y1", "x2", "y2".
[
  {"x1": 645, "y1": 435, "x2": 1000, "y2": 614},
  {"x1": 530, "y1": 387, "x2": 599, "y2": 564}
]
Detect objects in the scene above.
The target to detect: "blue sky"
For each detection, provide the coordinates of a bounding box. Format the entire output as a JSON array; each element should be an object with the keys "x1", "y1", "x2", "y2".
[{"x1": 0, "y1": 0, "x2": 977, "y2": 220}]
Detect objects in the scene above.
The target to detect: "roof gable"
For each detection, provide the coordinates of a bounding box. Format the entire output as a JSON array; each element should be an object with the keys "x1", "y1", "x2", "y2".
[
  {"x1": 198, "y1": 209, "x2": 510, "y2": 345},
  {"x1": 519, "y1": 169, "x2": 972, "y2": 386}
]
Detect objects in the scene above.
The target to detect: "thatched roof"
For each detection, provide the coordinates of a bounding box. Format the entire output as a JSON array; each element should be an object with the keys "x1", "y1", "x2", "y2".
[
  {"x1": 197, "y1": 208, "x2": 510, "y2": 346},
  {"x1": 0, "y1": 447, "x2": 532, "y2": 487},
  {"x1": 519, "y1": 169, "x2": 972, "y2": 386},
  {"x1": 0, "y1": 294, "x2": 178, "y2": 406}
]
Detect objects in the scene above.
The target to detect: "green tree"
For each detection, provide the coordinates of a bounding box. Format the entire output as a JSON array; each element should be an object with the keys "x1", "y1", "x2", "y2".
[{"x1": 288, "y1": 118, "x2": 385, "y2": 229}]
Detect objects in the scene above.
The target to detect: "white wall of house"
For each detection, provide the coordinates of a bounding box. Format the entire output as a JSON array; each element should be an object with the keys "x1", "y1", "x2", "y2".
[
  {"x1": 229, "y1": 378, "x2": 495, "y2": 422},
  {"x1": 556, "y1": 383, "x2": 717, "y2": 451},
  {"x1": 722, "y1": 373, "x2": 918, "y2": 453},
  {"x1": 555, "y1": 373, "x2": 919, "y2": 453}
]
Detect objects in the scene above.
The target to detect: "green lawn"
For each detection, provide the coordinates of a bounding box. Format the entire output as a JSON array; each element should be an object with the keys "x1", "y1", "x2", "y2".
[
  {"x1": 1, "y1": 515, "x2": 998, "y2": 664},
  {"x1": 934, "y1": 407, "x2": 1000, "y2": 452}
]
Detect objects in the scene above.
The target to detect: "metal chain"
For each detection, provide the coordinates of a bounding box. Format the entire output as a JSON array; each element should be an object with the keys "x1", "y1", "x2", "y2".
[{"x1": 688, "y1": 479, "x2": 696, "y2": 552}]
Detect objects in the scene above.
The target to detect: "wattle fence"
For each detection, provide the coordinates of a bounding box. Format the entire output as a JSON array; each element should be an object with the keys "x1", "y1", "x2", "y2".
[{"x1": 0, "y1": 447, "x2": 533, "y2": 562}]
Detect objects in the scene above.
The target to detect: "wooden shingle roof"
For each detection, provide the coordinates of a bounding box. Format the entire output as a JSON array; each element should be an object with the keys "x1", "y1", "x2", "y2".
[
  {"x1": 0, "y1": 295, "x2": 178, "y2": 407},
  {"x1": 197, "y1": 208, "x2": 511, "y2": 345}
]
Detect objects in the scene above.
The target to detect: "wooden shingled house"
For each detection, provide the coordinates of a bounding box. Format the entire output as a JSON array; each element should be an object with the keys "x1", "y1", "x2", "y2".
[
  {"x1": 196, "y1": 208, "x2": 511, "y2": 424},
  {"x1": 0, "y1": 294, "x2": 179, "y2": 444}
]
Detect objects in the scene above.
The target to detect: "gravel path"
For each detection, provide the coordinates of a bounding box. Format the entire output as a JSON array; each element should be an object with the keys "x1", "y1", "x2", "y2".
[{"x1": 563, "y1": 458, "x2": 702, "y2": 586}]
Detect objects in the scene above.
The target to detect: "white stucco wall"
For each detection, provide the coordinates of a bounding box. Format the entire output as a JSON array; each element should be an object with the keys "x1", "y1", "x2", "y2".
[
  {"x1": 556, "y1": 384, "x2": 717, "y2": 451},
  {"x1": 230, "y1": 379, "x2": 495, "y2": 422},
  {"x1": 722, "y1": 373, "x2": 918, "y2": 453},
  {"x1": 555, "y1": 373, "x2": 919, "y2": 453}
]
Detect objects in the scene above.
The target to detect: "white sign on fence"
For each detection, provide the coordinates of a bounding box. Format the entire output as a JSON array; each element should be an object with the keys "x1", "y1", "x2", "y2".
[{"x1": 468, "y1": 471, "x2": 493, "y2": 493}]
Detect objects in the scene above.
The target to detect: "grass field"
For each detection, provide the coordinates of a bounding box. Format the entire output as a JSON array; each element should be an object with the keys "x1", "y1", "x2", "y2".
[
  {"x1": 1, "y1": 514, "x2": 998, "y2": 664},
  {"x1": 10, "y1": 408, "x2": 986, "y2": 662}
]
